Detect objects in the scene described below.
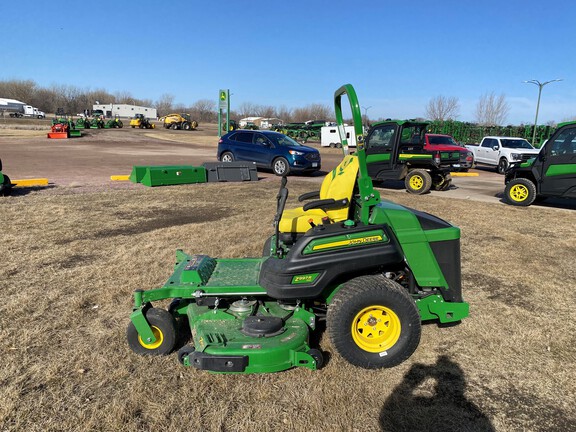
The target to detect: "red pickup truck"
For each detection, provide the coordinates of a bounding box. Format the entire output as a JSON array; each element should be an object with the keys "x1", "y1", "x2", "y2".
[{"x1": 425, "y1": 134, "x2": 474, "y2": 171}]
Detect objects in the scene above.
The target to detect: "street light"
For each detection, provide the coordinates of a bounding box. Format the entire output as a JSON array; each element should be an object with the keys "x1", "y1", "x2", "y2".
[
  {"x1": 523, "y1": 78, "x2": 563, "y2": 146},
  {"x1": 361, "y1": 106, "x2": 372, "y2": 127}
]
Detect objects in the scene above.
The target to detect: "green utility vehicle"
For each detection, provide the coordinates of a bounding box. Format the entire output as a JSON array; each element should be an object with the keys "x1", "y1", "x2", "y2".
[
  {"x1": 127, "y1": 84, "x2": 469, "y2": 373},
  {"x1": 505, "y1": 121, "x2": 576, "y2": 206},
  {"x1": 0, "y1": 158, "x2": 12, "y2": 196},
  {"x1": 364, "y1": 121, "x2": 461, "y2": 194}
]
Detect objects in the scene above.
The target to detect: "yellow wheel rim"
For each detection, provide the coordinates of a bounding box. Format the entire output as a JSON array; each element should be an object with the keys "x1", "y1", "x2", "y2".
[
  {"x1": 509, "y1": 184, "x2": 528, "y2": 202},
  {"x1": 138, "y1": 326, "x2": 164, "y2": 350},
  {"x1": 409, "y1": 175, "x2": 424, "y2": 190},
  {"x1": 351, "y1": 306, "x2": 401, "y2": 353}
]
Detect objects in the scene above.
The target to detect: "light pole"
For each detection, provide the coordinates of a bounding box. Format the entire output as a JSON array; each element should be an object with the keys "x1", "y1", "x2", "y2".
[
  {"x1": 523, "y1": 78, "x2": 562, "y2": 146},
  {"x1": 362, "y1": 106, "x2": 372, "y2": 127}
]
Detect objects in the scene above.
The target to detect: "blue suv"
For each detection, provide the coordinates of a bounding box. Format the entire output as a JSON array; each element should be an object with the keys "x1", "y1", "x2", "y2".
[{"x1": 217, "y1": 130, "x2": 321, "y2": 176}]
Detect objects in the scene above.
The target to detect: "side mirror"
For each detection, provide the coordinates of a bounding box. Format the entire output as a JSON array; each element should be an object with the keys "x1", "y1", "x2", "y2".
[{"x1": 492, "y1": 145, "x2": 499, "y2": 151}]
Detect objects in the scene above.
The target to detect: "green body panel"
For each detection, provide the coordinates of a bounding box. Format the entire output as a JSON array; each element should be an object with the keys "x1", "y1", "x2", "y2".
[
  {"x1": 416, "y1": 294, "x2": 470, "y2": 323},
  {"x1": 0, "y1": 172, "x2": 4, "y2": 184},
  {"x1": 545, "y1": 163, "x2": 576, "y2": 177},
  {"x1": 129, "y1": 165, "x2": 207, "y2": 187},
  {"x1": 68, "y1": 129, "x2": 82, "y2": 137},
  {"x1": 366, "y1": 154, "x2": 391, "y2": 163},
  {"x1": 369, "y1": 201, "x2": 456, "y2": 288}
]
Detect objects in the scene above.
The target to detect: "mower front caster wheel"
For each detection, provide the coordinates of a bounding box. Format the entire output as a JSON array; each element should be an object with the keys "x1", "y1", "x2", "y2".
[
  {"x1": 127, "y1": 308, "x2": 177, "y2": 356},
  {"x1": 327, "y1": 275, "x2": 421, "y2": 369}
]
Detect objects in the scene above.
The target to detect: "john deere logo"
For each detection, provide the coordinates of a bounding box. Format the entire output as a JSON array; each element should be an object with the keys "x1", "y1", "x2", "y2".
[
  {"x1": 292, "y1": 273, "x2": 319, "y2": 284},
  {"x1": 220, "y1": 91, "x2": 227, "y2": 101}
]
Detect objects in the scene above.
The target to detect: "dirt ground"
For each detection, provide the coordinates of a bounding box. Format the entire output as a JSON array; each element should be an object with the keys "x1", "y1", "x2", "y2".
[{"x1": 1, "y1": 120, "x2": 575, "y2": 431}]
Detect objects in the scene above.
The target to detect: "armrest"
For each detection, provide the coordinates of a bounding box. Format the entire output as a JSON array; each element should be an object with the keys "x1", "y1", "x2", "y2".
[
  {"x1": 298, "y1": 190, "x2": 320, "y2": 202},
  {"x1": 303, "y1": 198, "x2": 348, "y2": 211}
]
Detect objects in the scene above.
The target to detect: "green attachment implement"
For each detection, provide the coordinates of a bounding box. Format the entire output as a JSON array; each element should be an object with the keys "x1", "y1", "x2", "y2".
[{"x1": 129, "y1": 165, "x2": 207, "y2": 187}]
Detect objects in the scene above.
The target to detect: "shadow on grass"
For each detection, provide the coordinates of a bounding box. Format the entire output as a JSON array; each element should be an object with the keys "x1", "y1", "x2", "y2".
[{"x1": 379, "y1": 355, "x2": 494, "y2": 432}]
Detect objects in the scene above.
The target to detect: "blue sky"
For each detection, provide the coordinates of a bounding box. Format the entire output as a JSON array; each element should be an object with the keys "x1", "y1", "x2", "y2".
[{"x1": 1, "y1": 0, "x2": 574, "y2": 124}]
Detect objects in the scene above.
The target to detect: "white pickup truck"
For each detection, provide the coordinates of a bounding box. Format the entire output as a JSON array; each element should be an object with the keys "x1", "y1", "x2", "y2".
[{"x1": 466, "y1": 136, "x2": 541, "y2": 174}]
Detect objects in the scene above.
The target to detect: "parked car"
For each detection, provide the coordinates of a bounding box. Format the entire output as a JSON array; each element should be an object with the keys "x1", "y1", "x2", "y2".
[
  {"x1": 466, "y1": 136, "x2": 540, "y2": 174},
  {"x1": 425, "y1": 134, "x2": 474, "y2": 171},
  {"x1": 217, "y1": 130, "x2": 321, "y2": 176}
]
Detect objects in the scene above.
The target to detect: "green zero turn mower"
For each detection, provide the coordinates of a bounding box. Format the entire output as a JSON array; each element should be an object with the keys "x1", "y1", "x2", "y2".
[{"x1": 127, "y1": 84, "x2": 469, "y2": 373}]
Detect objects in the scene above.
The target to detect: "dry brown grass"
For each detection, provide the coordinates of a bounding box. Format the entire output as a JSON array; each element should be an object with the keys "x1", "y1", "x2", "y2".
[{"x1": 1, "y1": 180, "x2": 575, "y2": 432}]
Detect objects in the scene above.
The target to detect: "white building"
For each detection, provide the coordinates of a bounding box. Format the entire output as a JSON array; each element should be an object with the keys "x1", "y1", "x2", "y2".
[{"x1": 92, "y1": 103, "x2": 157, "y2": 119}]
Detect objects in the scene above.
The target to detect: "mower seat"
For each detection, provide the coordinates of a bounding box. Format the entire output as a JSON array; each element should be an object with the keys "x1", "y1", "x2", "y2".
[{"x1": 279, "y1": 155, "x2": 359, "y2": 234}]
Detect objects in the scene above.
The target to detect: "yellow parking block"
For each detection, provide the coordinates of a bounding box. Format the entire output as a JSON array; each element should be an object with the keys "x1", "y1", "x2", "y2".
[
  {"x1": 12, "y1": 178, "x2": 49, "y2": 187},
  {"x1": 450, "y1": 172, "x2": 479, "y2": 177},
  {"x1": 110, "y1": 175, "x2": 130, "y2": 181}
]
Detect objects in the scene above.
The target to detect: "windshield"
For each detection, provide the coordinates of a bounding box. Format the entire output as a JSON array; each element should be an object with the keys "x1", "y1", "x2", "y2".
[
  {"x1": 501, "y1": 139, "x2": 534, "y2": 149},
  {"x1": 269, "y1": 133, "x2": 302, "y2": 147},
  {"x1": 428, "y1": 135, "x2": 458, "y2": 146}
]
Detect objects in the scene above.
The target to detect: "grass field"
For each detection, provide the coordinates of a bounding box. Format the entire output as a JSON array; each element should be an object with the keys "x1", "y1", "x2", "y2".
[{"x1": 1, "y1": 180, "x2": 575, "y2": 431}]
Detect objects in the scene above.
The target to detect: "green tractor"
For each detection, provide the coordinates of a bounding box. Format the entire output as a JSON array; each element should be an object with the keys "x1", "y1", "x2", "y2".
[
  {"x1": 127, "y1": 84, "x2": 469, "y2": 373},
  {"x1": 0, "y1": 158, "x2": 13, "y2": 196}
]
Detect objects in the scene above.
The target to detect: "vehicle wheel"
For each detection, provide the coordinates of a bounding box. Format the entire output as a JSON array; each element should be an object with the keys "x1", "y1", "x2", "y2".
[
  {"x1": 327, "y1": 275, "x2": 421, "y2": 369},
  {"x1": 221, "y1": 152, "x2": 234, "y2": 162},
  {"x1": 118, "y1": 121, "x2": 123, "y2": 128},
  {"x1": 191, "y1": 121, "x2": 198, "y2": 129},
  {"x1": 307, "y1": 348, "x2": 324, "y2": 369},
  {"x1": 272, "y1": 157, "x2": 290, "y2": 176},
  {"x1": 505, "y1": 178, "x2": 537, "y2": 206},
  {"x1": 497, "y1": 158, "x2": 509, "y2": 174},
  {"x1": 131, "y1": 125, "x2": 135, "y2": 128},
  {"x1": 139, "y1": 123, "x2": 144, "y2": 129},
  {"x1": 0, "y1": 175, "x2": 12, "y2": 196},
  {"x1": 171, "y1": 123, "x2": 179, "y2": 130},
  {"x1": 126, "y1": 308, "x2": 177, "y2": 356},
  {"x1": 405, "y1": 169, "x2": 432, "y2": 194},
  {"x1": 183, "y1": 122, "x2": 191, "y2": 131},
  {"x1": 177, "y1": 345, "x2": 195, "y2": 365}
]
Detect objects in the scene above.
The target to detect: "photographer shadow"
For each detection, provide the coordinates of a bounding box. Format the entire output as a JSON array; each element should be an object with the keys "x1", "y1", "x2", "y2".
[{"x1": 379, "y1": 355, "x2": 494, "y2": 432}]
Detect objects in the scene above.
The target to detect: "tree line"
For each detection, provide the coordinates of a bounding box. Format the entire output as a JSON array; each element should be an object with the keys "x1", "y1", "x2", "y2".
[{"x1": 0, "y1": 79, "x2": 333, "y2": 123}]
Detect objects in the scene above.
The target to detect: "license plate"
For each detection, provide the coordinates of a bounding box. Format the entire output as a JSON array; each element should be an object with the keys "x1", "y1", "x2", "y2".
[{"x1": 312, "y1": 163, "x2": 318, "y2": 167}]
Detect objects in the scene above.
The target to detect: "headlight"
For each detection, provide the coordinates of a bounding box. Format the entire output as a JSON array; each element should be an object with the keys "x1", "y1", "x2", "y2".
[
  {"x1": 510, "y1": 153, "x2": 521, "y2": 160},
  {"x1": 289, "y1": 150, "x2": 304, "y2": 156}
]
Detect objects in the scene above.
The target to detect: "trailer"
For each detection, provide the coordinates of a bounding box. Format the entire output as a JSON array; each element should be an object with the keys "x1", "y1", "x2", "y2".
[
  {"x1": 321, "y1": 125, "x2": 357, "y2": 148},
  {"x1": 0, "y1": 98, "x2": 25, "y2": 117},
  {"x1": 0, "y1": 99, "x2": 45, "y2": 118}
]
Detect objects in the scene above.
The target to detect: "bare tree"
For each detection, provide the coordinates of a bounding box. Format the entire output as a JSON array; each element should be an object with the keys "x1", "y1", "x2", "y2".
[
  {"x1": 425, "y1": 95, "x2": 460, "y2": 121},
  {"x1": 237, "y1": 102, "x2": 259, "y2": 118},
  {"x1": 154, "y1": 94, "x2": 175, "y2": 116},
  {"x1": 292, "y1": 104, "x2": 332, "y2": 122},
  {"x1": 475, "y1": 92, "x2": 510, "y2": 126},
  {"x1": 190, "y1": 99, "x2": 216, "y2": 122}
]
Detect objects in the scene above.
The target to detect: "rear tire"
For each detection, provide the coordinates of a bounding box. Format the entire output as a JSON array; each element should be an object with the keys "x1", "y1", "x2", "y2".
[
  {"x1": 405, "y1": 169, "x2": 432, "y2": 194},
  {"x1": 272, "y1": 157, "x2": 290, "y2": 176},
  {"x1": 183, "y1": 122, "x2": 191, "y2": 131},
  {"x1": 327, "y1": 275, "x2": 421, "y2": 369},
  {"x1": 505, "y1": 178, "x2": 537, "y2": 206},
  {"x1": 171, "y1": 123, "x2": 179, "y2": 130}
]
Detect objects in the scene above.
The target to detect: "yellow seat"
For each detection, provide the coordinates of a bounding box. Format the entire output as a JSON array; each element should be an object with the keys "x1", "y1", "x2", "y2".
[{"x1": 279, "y1": 155, "x2": 359, "y2": 234}]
